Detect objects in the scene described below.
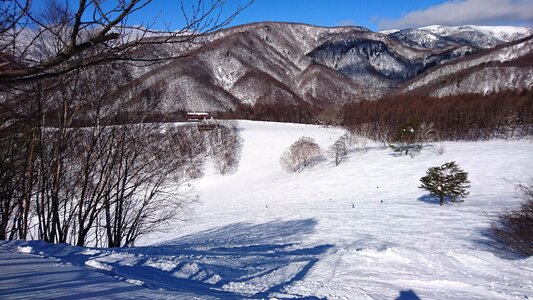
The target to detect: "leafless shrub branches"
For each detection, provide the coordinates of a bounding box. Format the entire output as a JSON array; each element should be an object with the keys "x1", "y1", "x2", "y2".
[
  {"x1": 0, "y1": 0, "x2": 253, "y2": 83},
  {"x1": 280, "y1": 137, "x2": 322, "y2": 173},
  {"x1": 491, "y1": 183, "x2": 533, "y2": 256}
]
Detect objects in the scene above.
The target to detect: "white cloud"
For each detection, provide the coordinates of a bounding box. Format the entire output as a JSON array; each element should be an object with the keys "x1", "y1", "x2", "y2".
[{"x1": 377, "y1": 0, "x2": 533, "y2": 30}]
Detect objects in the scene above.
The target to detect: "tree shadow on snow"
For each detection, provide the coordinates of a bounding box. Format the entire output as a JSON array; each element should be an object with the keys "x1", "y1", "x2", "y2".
[
  {"x1": 395, "y1": 289, "x2": 421, "y2": 300},
  {"x1": 5, "y1": 219, "x2": 331, "y2": 299},
  {"x1": 160, "y1": 218, "x2": 318, "y2": 248},
  {"x1": 348, "y1": 146, "x2": 383, "y2": 155},
  {"x1": 417, "y1": 194, "x2": 459, "y2": 205},
  {"x1": 381, "y1": 194, "x2": 526, "y2": 262},
  {"x1": 47, "y1": 218, "x2": 331, "y2": 299},
  {"x1": 0, "y1": 251, "x2": 147, "y2": 299},
  {"x1": 471, "y1": 227, "x2": 528, "y2": 260},
  {"x1": 417, "y1": 194, "x2": 442, "y2": 205},
  {"x1": 140, "y1": 219, "x2": 330, "y2": 298}
]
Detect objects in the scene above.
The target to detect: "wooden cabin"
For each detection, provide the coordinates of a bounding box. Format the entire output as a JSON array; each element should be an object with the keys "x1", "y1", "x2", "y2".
[{"x1": 187, "y1": 112, "x2": 217, "y2": 131}]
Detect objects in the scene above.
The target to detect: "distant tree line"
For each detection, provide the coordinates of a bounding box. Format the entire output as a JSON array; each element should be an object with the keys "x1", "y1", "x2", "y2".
[
  {"x1": 219, "y1": 89, "x2": 533, "y2": 142},
  {"x1": 342, "y1": 90, "x2": 533, "y2": 141},
  {"x1": 217, "y1": 102, "x2": 320, "y2": 124}
]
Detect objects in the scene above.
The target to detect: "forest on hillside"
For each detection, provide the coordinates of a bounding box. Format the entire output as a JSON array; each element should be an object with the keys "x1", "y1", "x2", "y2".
[{"x1": 219, "y1": 89, "x2": 533, "y2": 141}]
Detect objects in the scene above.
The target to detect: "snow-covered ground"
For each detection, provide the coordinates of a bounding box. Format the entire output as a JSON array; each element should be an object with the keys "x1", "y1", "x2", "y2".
[{"x1": 1, "y1": 120, "x2": 532, "y2": 299}]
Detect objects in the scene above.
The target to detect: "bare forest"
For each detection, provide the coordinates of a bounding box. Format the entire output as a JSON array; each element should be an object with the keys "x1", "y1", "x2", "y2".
[
  {"x1": 221, "y1": 89, "x2": 533, "y2": 142},
  {"x1": 0, "y1": 0, "x2": 247, "y2": 247}
]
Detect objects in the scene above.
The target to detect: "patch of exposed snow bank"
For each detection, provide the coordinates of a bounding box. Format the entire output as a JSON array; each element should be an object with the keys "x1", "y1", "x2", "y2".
[
  {"x1": 143, "y1": 258, "x2": 179, "y2": 272},
  {"x1": 16, "y1": 246, "x2": 32, "y2": 254},
  {"x1": 85, "y1": 260, "x2": 113, "y2": 271},
  {"x1": 125, "y1": 279, "x2": 145, "y2": 286}
]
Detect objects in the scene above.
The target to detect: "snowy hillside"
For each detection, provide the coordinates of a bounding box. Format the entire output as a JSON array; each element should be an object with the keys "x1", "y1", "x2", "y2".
[
  {"x1": 2, "y1": 121, "x2": 532, "y2": 299},
  {"x1": 421, "y1": 25, "x2": 533, "y2": 44},
  {"x1": 116, "y1": 22, "x2": 532, "y2": 112},
  {"x1": 404, "y1": 37, "x2": 533, "y2": 96},
  {"x1": 387, "y1": 25, "x2": 533, "y2": 49}
]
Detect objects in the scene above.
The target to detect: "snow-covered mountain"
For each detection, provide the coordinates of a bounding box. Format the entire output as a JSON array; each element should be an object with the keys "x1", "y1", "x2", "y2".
[
  {"x1": 403, "y1": 37, "x2": 533, "y2": 97},
  {"x1": 421, "y1": 25, "x2": 532, "y2": 45},
  {"x1": 387, "y1": 25, "x2": 532, "y2": 49},
  {"x1": 121, "y1": 23, "x2": 532, "y2": 112}
]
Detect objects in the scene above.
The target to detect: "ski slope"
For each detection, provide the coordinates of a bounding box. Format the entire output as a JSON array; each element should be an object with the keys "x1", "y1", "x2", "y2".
[{"x1": 1, "y1": 120, "x2": 532, "y2": 299}]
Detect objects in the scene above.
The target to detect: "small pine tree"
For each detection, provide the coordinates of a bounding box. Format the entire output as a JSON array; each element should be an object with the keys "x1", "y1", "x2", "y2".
[{"x1": 419, "y1": 161, "x2": 470, "y2": 205}]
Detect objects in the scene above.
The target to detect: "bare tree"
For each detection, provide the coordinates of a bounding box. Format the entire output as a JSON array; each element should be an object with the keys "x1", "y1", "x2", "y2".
[
  {"x1": 280, "y1": 137, "x2": 322, "y2": 173},
  {"x1": 0, "y1": 133, "x2": 35, "y2": 240},
  {"x1": 375, "y1": 123, "x2": 392, "y2": 149},
  {"x1": 69, "y1": 67, "x2": 206, "y2": 247},
  {"x1": 0, "y1": 61, "x2": 211, "y2": 247},
  {"x1": 416, "y1": 122, "x2": 436, "y2": 145},
  {"x1": 0, "y1": 0, "x2": 253, "y2": 83},
  {"x1": 101, "y1": 123, "x2": 197, "y2": 247},
  {"x1": 209, "y1": 121, "x2": 242, "y2": 175},
  {"x1": 328, "y1": 135, "x2": 348, "y2": 166},
  {"x1": 348, "y1": 123, "x2": 372, "y2": 154},
  {"x1": 0, "y1": 0, "x2": 252, "y2": 246},
  {"x1": 496, "y1": 109, "x2": 520, "y2": 140}
]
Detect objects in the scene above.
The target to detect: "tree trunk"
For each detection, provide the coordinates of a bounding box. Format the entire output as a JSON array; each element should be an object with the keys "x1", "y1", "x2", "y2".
[{"x1": 0, "y1": 217, "x2": 7, "y2": 240}]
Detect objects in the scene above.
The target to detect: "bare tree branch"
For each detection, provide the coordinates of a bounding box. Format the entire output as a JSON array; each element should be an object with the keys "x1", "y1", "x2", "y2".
[{"x1": 0, "y1": 0, "x2": 254, "y2": 83}]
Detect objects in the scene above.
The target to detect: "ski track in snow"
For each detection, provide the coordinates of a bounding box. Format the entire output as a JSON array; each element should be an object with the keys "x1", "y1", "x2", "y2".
[{"x1": 1, "y1": 120, "x2": 532, "y2": 299}]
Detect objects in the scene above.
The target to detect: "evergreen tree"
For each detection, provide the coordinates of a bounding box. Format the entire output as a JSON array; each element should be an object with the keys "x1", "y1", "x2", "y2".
[
  {"x1": 419, "y1": 161, "x2": 470, "y2": 205},
  {"x1": 391, "y1": 121, "x2": 421, "y2": 157}
]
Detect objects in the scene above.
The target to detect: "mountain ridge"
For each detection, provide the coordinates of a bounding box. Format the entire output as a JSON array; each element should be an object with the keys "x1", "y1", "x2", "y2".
[{"x1": 121, "y1": 22, "x2": 532, "y2": 112}]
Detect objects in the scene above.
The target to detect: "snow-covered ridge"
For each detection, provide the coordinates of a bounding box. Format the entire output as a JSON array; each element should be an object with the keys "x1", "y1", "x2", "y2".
[
  {"x1": 420, "y1": 24, "x2": 533, "y2": 42},
  {"x1": 378, "y1": 24, "x2": 531, "y2": 41},
  {"x1": 405, "y1": 38, "x2": 533, "y2": 93},
  {"x1": 379, "y1": 28, "x2": 400, "y2": 35},
  {"x1": 385, "y1": 25, "x2": 532, "y2": 50}
]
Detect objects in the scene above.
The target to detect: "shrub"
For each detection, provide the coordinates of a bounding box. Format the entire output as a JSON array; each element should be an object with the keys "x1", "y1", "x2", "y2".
[
  {"x1": 491, "y1": 183, "x2": 533, "y2": 256},
  {"x1": 209, "y1": 121, "x2": 242, "y2": 175},
  {"x1": 419, "y1": 161, "x2": 470, "y2": 205},
  {"x1": 280, "y1": 137, "x2": 321, "y2": 173}
]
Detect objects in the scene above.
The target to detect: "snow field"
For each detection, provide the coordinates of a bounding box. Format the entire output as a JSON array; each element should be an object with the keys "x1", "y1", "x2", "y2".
[
  {"x1": 165, "y1": 121, "x2": 533, "y2": 299},
  {"x1": 2, "y1": 120, "x2": 532, "y2": 299}
]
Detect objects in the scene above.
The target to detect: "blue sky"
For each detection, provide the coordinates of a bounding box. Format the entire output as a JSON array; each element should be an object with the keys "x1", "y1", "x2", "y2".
[
  {"x1": 222, "y1": 0, "x2": 442, "y2": 30},
  {"x1": 121, "y1": 0, "x2": 533, "y2": 31}
]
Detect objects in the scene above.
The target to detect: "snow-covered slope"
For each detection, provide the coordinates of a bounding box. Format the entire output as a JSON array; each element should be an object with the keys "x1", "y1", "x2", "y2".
[
  {"x1": 2, "y1": 121, "x2": 532, "y2": 299},
  {"x1": 423, "y1": 25, "x2": 533, "y2": 43},
  {"x1": 404, "y1": 37, "x2": 533, "y2": 96},
  {"x1": 389, "y1": 25, "x2": 533, "y2": 49},
  {"x1": 467, "y1": 25, "x2": 533, "y2": 42}
]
